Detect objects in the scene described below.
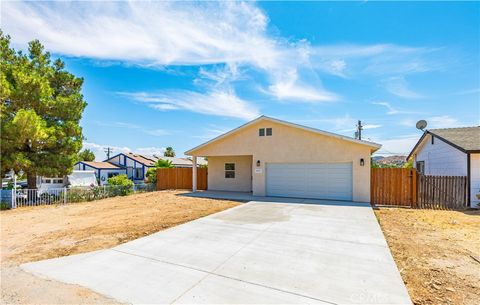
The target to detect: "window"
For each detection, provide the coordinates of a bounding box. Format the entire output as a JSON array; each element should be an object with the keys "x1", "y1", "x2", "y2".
[
  {"x1": 416, "y1": 161, "x2": 425, "y2": 174},
  {"x1": 266, "y1": 128, "x2": 272, "y2": 136},
  {"x1": 134, "y1": 168, "x2": 143, "y2": 179},
  {"x1": 108, "y1": 172, "x2": 119, "y2": 178},
  {"x1": 259, "y1": 128, "x2": 265, "y2": 136},
  {"x1": 225, "y1": 163, "x2": 235, "y2": 178},
  {"x1": 54, "y1": 178, "x2": 63, "y2": 184}
]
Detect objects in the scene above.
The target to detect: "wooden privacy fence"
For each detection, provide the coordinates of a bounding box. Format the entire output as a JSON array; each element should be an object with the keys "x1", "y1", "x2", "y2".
[
  {"x1": 371, "y1": 168, "x2": 468, "y2": 209},
  {"x1": 371, "y1": 168, "x2": 417, "y2": 207},
  {"x1": 417, "y1": 175, "x2": 467, "y2": 209},
  {"x1": 156, "y1": 168, "x2": 207, "y2": 190}
]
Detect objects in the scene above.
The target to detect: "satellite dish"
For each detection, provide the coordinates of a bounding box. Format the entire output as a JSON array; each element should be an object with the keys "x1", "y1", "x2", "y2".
[{"x1": 416, "y1": 120, "x2": 428, "y2": 130}]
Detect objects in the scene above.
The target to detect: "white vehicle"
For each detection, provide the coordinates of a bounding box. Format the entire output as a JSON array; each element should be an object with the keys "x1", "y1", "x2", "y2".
[{"x1": 66, "y1": 170, "x2": 98, "y2": 188}]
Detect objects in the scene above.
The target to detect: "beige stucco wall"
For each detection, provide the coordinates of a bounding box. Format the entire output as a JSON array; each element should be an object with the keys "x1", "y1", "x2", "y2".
[
  {"x1": 208, "y1": 156, "x2": 252, "y2": 192},
  {"x1": 189, "y1": 119, "x2": 374, "y2": 202}
]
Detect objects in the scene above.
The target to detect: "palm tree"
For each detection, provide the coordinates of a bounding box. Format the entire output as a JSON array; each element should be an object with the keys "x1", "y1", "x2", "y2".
[{"x1": 164, "y1": 146, "x2": 175, "y2": 157}]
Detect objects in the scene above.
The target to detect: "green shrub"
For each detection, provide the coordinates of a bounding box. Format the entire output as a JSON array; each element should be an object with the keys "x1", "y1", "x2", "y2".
[
  {"x1": 107, "y1": 174, "x2": 134, "y2": 196},
  {"x1": 146, "y1": 168, "x2": 157, "y2": 184},
  {"x1": 155, "y1": 159, "x2": 174, "y2": 168}
]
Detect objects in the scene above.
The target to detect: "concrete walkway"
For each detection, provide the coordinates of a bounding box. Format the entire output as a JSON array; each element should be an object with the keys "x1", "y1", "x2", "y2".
[{"x1": 22, "y1": 200, "x2": 412, "y2": 304}]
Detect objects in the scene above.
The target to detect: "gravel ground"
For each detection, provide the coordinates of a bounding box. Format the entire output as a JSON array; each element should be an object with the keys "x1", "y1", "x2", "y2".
[{"x1": 375, "y1": 208, "x2": 480, "y2": 305}]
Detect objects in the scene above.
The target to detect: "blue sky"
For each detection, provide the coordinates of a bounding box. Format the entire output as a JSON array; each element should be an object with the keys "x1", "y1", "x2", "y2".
[{"x1": 3, "y1": 1, "x2": 479, "y2": 159}]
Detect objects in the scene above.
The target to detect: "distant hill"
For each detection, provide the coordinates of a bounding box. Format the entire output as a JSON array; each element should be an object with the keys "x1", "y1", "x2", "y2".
[{"x1": 372, "y1": 155, "x2": 407, "y2": 168}]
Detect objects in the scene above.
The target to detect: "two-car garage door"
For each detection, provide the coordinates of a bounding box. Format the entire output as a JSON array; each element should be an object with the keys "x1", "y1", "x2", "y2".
[{"x1": 266, "y1": 163, "x2": 353, "y2": 201}]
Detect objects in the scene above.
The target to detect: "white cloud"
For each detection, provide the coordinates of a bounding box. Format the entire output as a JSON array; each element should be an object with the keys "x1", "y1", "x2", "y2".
[
  {"x1": 363, "y1": 124, "x2": 382, "y2": 130},
  {"x1": 2, "y1": 1, "x2": 340, "y2": 105},
  {"x1": 371, "y1": 135, "x2": 419, "y2": 156},
  {"x1": 400, "y1": 115, "x2": 462, "y2": 129},
  {"x1": 312, "y1": 44, "x2": 440, "y2": 77},
  {"x1": 3, "y1": 1, "x2": 275, "y2": 67},
  {"x1": 265, "y1": 68, "x2": 338, "y2": 102},
  {"x1": 95, "y1": 121, "x2": 170, "y2": 137},
  {"x1": 371, "y1": 101, "x2": 420, "y2": 115},
  {"x1": 383, "y1": 77, "x2": 424, "y2": 99},
  {"x1": 119, "y1": 90, "x2": 259, "y2": 120},
  {"x1": 427, "y1": 116, "x2": 461, "y2": 129},
  {"x1": 82, "y1": 142, "x2": 165, "y2": 161},
  {"x1": 372, "y1": 102, "x2": 400, "y2": 115},
  {"x1": 135, "y1": 147, "x2": 167, "y2": 156}
]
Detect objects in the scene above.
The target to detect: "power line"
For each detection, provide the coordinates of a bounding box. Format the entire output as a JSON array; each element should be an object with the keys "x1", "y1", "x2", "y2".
[
  {"x1": 355, "y1": 120, "x2": 363, "y2": 140},
  {"x1": 104, "y1": 147, "x2": 114, "y2": 159}
]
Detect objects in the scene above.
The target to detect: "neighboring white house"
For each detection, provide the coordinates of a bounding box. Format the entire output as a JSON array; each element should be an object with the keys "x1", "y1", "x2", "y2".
[
  {"x1": 73, "y1": 161, "x2": 127, "y2": 185},
  {"x1": 407, "y1": 126, "x2": 480, "y2": 208}
]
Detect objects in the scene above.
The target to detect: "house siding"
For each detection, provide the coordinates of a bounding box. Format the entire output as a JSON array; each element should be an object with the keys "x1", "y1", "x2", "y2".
[
  {"x1": 470, "y1": 153, "x2": 480, "y2": 208},
  {"x1": 188, "y1": 119, "x2": 373, "y2": 202},
  {"x1": 414, "y1": 134, "x2": 467, "y2": 176},
  {"x1": 208, "y1": 156, "x2": 252, "y2": 192}
]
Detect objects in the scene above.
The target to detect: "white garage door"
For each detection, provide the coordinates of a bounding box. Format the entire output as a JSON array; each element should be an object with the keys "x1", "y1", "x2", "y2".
[{"x1": 266, "y1": 163, "x2": 353, "y2": 201}]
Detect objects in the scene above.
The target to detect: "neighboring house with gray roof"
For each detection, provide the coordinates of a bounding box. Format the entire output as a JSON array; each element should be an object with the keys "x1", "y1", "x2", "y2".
[{"x1": 407, "y1": 126, "x2": 480, "y2": 208}]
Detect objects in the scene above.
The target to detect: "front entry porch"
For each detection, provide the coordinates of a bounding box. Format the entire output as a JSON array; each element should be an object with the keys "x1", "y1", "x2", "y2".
[{"x1": 192, "y1": 155, "x2": 253, "y2": 193}]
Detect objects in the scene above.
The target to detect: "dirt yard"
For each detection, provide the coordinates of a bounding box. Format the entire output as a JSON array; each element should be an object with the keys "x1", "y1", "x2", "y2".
[
  {"x1": 375, "y1": 208, "x2": 480, "y2": 305},
  {"x1": 0, "y1": 190, "x2": 239, "y2": 304}
]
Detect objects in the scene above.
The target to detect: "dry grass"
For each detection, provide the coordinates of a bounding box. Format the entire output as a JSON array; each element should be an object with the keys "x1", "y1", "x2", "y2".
[
  {"x1": 375, "y1": 208, "x2": 480, "y2": 305},
  {"x1": 0, "y1": 190, "x2": 239, "y2": 304}
]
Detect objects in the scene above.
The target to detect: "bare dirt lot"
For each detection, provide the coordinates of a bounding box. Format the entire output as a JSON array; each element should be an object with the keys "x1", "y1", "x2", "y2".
[
  {"x1": 375, "y1": 208, "x2": 480, "y2": 305},
  {"x1": 0, "y1": 190, "x2": 239, "y2": 304}
]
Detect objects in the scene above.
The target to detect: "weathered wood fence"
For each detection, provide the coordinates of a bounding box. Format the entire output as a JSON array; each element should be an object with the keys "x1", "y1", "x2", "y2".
[
  {"x1": 371, "y1": 168, "x2": 468, "y2": 209},
  {"x1": 371, "y1": 168, "x2": 417, "y2": 207},
  {"x1": 417, "y1": 175, "x2": 467, "y2": 209},
  {"x1": 156, "y1": 168, "x2": 207, "y2": 190}
]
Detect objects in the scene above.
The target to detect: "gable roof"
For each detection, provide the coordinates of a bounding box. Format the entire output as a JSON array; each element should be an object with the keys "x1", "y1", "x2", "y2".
[
  {"x1": 77, "y1": 161, "x2": 123, "y2": 170},
  {"x1": 185, "y1": 115, "x2": 381, "y2": 155},
  {"x1": 407, "y1": 126, "x2": 480, "y2": 160},
  {"x1": 124, "y1": 152, "x2": 157, "y2": 166},
  {"x1": 106, "y1": 152, "x2": 157, "y2": 166}
]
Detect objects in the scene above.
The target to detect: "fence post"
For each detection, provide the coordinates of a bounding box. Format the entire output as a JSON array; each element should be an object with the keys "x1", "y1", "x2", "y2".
[
  {"x1": 411, "y1": 170, "x2": 417, "y2": 208},
  {"x1": 63, "y1": 187, "x2": 67, "y2": 204},
  {"x1": 11, "y1": 189, "x2": 16, "y2": 209}
]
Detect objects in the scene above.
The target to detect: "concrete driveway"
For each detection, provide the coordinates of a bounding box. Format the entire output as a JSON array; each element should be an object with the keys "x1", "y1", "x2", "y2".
[{"x1": 23, "y1": 200, "x2": 412, "y2": 304}]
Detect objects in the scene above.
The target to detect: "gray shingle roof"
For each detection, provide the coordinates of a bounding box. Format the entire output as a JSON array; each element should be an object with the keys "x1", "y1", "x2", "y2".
[{"x1": 429, "y1": 126, "x2": 480, "y2": 151}]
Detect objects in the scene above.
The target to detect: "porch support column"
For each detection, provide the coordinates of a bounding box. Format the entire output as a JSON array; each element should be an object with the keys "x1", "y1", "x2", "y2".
[{"x1": 192, "y1": 156, "x2": 197, "y2": 192}]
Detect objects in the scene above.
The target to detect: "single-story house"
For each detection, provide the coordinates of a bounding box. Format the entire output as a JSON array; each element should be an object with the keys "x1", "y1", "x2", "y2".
[
  {"x1": 186, "y1": 116, "x2": 381, "y2": 202},
  {"x1": 407, "y1": 126, "x2": 480, "y2": 208},
  {"x1": 73, "y1": 161, "x2": 127, "y2": 185},
  {"x1": 105, "y1": 153, "x2": 156, "y2": 182}
]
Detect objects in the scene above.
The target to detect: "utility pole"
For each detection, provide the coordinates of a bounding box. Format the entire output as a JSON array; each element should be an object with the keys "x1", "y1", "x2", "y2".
[
  {"x1": 104, "y1": 147, "x2": 114, "y2": 159},
  {"x1": 356, "y1": 120, "x2": 363, "y2": 140}
]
